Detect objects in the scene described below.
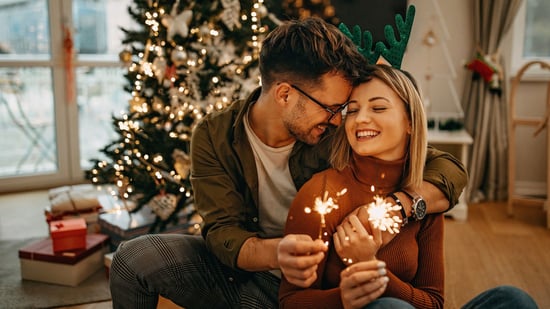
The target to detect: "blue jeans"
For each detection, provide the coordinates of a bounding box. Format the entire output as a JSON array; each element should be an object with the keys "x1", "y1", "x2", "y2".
[
  {"x1": 364, "y1": 286, "x2": 538, "y2": 309},
  {"x1": 462, "y1": 285, "x2": 539, "y2": 309},
  {"x1": 365, "y1": 297, "x2": 415, "y2": 308}
]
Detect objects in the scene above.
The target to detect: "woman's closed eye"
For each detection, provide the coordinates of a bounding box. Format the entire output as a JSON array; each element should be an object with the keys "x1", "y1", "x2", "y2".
[{"x1": 372, "y1": 106, "x2": 388, "y2": 112}]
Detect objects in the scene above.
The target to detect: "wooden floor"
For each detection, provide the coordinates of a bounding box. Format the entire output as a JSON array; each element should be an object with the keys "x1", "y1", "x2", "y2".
[
  {"x1": 1, "y1": 190, "x2": 549, "y2": 308},
  {"x1": 444, "y1": 201, "x2": 550, "y2": 308}
]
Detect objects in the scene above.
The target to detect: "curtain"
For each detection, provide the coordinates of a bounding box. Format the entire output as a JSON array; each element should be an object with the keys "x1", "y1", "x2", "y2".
[{"x1": 462, "y1": 0, "x2": 523, "y2": 202}]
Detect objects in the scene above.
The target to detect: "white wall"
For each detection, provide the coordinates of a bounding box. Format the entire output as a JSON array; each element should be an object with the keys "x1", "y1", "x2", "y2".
[
  {"x1": 403, "y1": 0, "x2": 548, "y2": 195},
  {"x1": 402, "y1": 0, "x2": 473, "y2": 121}
]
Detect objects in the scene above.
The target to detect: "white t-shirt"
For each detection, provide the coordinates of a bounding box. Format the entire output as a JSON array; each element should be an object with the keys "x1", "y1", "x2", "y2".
[{"x1": 243, "y1": 111, "x2": 297, "y2": 239}]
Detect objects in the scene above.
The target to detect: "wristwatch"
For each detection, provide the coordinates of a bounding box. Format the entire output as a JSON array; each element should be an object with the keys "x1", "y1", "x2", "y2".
[{"x1": 401, "y1": 191, "x2": 427, "y2": 221}]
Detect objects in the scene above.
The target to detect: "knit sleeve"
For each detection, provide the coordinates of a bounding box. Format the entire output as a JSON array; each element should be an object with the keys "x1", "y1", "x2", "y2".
[{"x1": 383, "y1": 214, "x2": 445, "y2": 309}]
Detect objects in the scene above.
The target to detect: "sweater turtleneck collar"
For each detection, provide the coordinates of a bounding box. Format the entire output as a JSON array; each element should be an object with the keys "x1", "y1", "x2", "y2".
[{"x1": 349, "y1": 152, "x2": 406, "y2": 195}]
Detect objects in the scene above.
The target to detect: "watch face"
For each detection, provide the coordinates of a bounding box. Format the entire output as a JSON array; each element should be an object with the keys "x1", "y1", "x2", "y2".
[{"x1": 415, "y1": 199, "x2": 427, "y2": 219}]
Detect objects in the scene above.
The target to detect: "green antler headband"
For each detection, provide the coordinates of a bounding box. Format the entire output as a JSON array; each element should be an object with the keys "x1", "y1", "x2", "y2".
[{"x1": 339, "y1": 5, "x2": 415, "y2": 69}]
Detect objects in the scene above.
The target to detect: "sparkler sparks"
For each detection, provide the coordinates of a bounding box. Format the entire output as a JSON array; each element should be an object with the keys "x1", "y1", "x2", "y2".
[
  {"x1": 367, "y1": 195, "x2": 403, "y2": 234},
  {"x1": 305, "y1": 188, "x2": 348, "y2": 240}
]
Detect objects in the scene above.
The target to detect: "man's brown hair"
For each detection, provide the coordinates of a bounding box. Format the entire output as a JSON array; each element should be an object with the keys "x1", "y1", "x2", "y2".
[{"x1": 259, "y1": 17, "x2": 370, "y2": 89}]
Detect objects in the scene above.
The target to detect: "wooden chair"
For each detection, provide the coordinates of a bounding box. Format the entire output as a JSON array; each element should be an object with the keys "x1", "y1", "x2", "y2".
[{"x1": 507, "y1": 60, "x2": 550, "y2": 228}]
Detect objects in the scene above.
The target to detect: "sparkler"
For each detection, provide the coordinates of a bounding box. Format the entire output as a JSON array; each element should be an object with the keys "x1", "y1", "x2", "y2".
[
  {"x1": 305, "y1": 188, "x2": 348, "y2": 241},
  {"x1": 367, "y1": 195, "x2": 403, "y2": 234}
]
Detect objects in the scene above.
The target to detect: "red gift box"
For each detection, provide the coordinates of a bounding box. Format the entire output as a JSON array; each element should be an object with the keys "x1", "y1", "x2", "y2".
[
  {"x1": 49, "y1": 218, "x2": 87, "y2": 252},
  {"x1": 18, "y1": 233, "x2": 110, "y2": 286}
]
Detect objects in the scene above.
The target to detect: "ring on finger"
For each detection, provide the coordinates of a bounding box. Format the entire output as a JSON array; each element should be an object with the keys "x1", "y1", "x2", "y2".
[{"x1": 345, "y1": 236, "x2": 350, "y2": 241}]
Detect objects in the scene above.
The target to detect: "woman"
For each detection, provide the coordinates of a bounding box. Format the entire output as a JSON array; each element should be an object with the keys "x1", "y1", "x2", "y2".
[{"x1": 279, "y1": 64, "x2": 444, "y2": 309}]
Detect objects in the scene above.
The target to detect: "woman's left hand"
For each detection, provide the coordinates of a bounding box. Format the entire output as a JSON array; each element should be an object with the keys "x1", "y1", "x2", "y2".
[
  {"x1": 333, "y1": 211, "x2": 382, "y2": 265},
  {"x1": 340, "y1": 260, "x2": 389, "y2": 309}
]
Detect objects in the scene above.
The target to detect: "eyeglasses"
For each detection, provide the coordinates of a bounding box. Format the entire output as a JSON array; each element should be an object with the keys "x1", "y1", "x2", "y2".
[{"x1": 290, "y1": 84, "x2": 350, "y2": 122}]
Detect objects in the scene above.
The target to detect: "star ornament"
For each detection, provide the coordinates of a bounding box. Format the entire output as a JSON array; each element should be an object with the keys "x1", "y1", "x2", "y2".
[{"x1": 161, "y1": 3, "x2": 193, "y2": 41}]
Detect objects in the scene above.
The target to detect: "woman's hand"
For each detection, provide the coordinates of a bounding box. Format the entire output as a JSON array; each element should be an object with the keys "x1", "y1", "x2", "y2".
[
  {"x1": 333, "y1": 210, "x2": 382, "y2": 264},
  {"x1": 340, "y1": 260, "x2": 389, "y2": 309}
]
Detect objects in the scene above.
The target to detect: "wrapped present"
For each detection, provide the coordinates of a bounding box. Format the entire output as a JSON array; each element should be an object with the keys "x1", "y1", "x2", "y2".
[
  {"x1": 48, "y1": 184, "x2": 104, "y2": 214},
  {"x1": 18, "y1": 233, "x2": 109, "y2": 286},
  {"x1": 104, "y1": 251, "x2": 115, "y2": 278},
  {"x1": 49, "y1": 218, "x2": 87, "y2": 252},
  {"x1": 45, "y1": 184, "x2": 118, "y2": 233},
  {"x1": 98, "y1": 194, "x2": 201, "y2": 251}
]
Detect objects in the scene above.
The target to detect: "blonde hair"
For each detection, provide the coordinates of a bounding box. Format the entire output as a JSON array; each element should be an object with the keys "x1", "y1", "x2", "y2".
[{"x1": 330, "y1": 65, "x2": 427, "y2": 189}]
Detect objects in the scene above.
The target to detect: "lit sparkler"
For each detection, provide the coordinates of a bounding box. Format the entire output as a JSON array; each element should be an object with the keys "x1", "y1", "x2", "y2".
[
  {"x1": 305, "y1": 188, "x2": 348, "y2": 241},
  {"x1": 367, "y1": 195, "x2": 403, "y2": 234}
]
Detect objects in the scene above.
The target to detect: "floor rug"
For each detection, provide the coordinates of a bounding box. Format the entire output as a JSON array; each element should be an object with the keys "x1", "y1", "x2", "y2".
[{"x1": 0, "y1": 238, "x2": 111, "y2": 308}]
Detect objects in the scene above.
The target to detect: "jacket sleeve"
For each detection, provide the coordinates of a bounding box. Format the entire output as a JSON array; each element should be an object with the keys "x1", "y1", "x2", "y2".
[
  {"x1": 190, "y1": 117, "x2": 257, "y2": 269},
  {"x1": 424, "y1": 146, "x2": 468, "y2": 210}
]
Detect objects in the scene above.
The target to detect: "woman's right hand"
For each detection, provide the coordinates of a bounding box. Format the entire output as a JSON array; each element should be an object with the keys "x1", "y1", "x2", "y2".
[
  {"x1": 340, "y1": 260, "x2": 389, "y2": 309},
  {"x1": 333, "y1": 211, "x2": 382, "y2": 264}
]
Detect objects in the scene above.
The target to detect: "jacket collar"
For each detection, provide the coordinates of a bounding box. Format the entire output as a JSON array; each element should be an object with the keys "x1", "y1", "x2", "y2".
[{"x1": 232, "y1": 87, "x2": 262, "y2": 145}]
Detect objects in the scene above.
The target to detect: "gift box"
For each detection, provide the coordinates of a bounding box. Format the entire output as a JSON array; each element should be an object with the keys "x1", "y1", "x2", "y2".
[
  {"x1": 45, "y1": 184, "x2": 118, "y2": 233},
  {"x1": 98, "y1": 195, "x2": 201, "y2": 251},
  {"x1": 49, "y1": 218, "x2": 87, "y2": 252},
  {"x1": 18, "y1": 233, "x2": 110, "y2": 286},
  {"x1": 104, "y1": 251, "x2": 115, "y2": 278}
]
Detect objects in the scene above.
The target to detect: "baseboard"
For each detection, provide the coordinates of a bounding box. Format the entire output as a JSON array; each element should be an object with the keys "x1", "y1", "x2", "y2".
[{"x1": 514, "y1": 180, "x2": 547, "y2": 197}]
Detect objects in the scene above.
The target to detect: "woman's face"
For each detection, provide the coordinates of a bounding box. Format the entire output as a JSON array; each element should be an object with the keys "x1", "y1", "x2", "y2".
[{"x1": 344, "y1": 77, "x2": 411, "y2": 161}]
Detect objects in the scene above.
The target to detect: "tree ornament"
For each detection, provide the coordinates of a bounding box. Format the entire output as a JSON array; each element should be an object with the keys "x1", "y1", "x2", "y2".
[
  {"x1": 152, "y1": 56, "x2": 167, "y2": 82},
  {"x1": 161, "y1": 0, "x2": 193, "y2": 41},
  {"x1": 172, "y1": 149, "x2": 191, "y2": 179},
  {"x1": 171, "y1": 46, "x2": 188, "y2": 66},
  {"x1": 220, "y1": 0, "x2": 242, "y2": 30},
  {"x1": 257, "y1": 4, "x2": 268, "y2": 18},
  {"x1": 144, "y1": 87, "x2": 155, "y2": 97},
  {"x1": 148, "y1": 192, "x2": 178, "y2": 220},
  {"x1": 119, "y1": 49, "x2": 133, "y2": 65}
]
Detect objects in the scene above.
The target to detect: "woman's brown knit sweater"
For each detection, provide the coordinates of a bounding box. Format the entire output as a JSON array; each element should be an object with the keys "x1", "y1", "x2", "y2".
[{"x1": 279, "y1": 154, "x2": 444, "y2": 309}]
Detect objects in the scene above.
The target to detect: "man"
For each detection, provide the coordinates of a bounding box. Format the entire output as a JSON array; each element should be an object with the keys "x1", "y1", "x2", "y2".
[{"x1": 109, "y1": 18, "x2": 467, "y2": 308}]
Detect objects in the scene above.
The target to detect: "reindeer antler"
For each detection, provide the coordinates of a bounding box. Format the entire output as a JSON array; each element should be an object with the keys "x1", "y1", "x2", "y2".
[
  {"x1": 339, "y1": 5, "x2": 416, "y2": 69},
  {"x1": 338, "y1": 23, "x2": 383, "y2": 65},
  {"x1": 379, "y1": 5, "x2": 415, "y2": 69}
]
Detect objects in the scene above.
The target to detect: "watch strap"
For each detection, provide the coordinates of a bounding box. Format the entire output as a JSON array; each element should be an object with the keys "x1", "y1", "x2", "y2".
[
  {"x1": 401, "y1": 190, "x2": 416, "y2": 201},
  {"x1": 389, "y1": 193, "x2": 408, "y2": 226}
]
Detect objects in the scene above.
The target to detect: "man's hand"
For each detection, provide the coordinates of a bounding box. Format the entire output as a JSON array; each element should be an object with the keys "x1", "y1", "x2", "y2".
[
  {"x1": 340, "y1": 260, "x2": 388, "y2": 309},
  {"x1": 277, "y1": 234, "x2": 327, "y2": 288}
]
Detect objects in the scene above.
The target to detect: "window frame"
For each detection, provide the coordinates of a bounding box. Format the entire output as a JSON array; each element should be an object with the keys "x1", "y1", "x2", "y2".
[
  {"x1": 510, "y1": 0, "x2": 550, "y2": 81},
  {"x1": 0, "y1": 0, "x2": 126, "y2": 193}
]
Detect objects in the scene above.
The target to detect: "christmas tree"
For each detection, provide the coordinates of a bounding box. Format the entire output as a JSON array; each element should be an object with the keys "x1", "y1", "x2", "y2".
[{"x1": 86, "y1": 0, "x2": 277, "y2": 231}]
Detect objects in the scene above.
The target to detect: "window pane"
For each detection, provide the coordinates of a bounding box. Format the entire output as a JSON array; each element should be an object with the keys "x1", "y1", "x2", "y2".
[
  {"x1": 0, "y1": 67, "x2": 56, "y2": 177},
  {"x1": 524, "y1": 0, "x2": 550, "y2": 58},
  {"x1": 77, "y1": 66, "x2": 130, "y2": 169},
  {"x1": 0, "y1": 0, "x2": 50, "y2": 56},
  {"x1": 73, "y1": 0, "x2": 136, "y2": 56}
]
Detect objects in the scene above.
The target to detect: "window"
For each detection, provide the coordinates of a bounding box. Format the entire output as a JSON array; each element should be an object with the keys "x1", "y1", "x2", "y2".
[
  {"x1": 523, "y1": 0, "x2": 550, "y2": 59},
  {"x1": 0, "y1": 0, "x2": 133, "y2": 192},
  {"x1": 511, "y1": 0, "x2": 550, "y2": 79}
]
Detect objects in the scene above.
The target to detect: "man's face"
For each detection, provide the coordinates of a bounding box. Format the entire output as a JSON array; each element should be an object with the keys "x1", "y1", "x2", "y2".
[{"x1": 283, "y1": 73, "x2": 352, "y2": 145}]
